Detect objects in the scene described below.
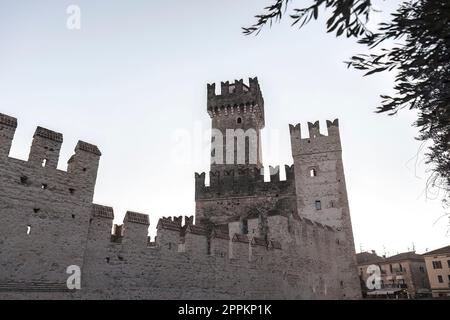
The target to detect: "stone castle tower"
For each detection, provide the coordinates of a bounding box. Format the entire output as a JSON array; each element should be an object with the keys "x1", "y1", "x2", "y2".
[
  {"x1": 196, "y1": 78, "x2": 360, "y2": 298},
  {"x1": 207, "y1": 78, "x2": 264, "y2": 172},
  {"x1": 0, "y1": 77, "x2": 361, "y2": 299},
  {"x1": 289, "y1": 120, "x2": 360, "y2": 298}
]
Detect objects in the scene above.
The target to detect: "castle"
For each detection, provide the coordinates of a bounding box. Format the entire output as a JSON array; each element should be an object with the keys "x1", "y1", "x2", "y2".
[{"x1": 0, "y1": 78, "x2": 361, "y2": 299}]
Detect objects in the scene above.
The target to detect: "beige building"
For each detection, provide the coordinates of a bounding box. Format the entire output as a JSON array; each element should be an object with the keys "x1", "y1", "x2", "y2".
[
  {"x1": 423, "y1": 245, "x2": 450, "y2": 298},
  {"x1": 357, "y1": 251, "x2": 430, "y2": 299}
]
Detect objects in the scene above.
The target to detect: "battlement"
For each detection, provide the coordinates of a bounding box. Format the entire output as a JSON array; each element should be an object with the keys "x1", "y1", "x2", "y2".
[
  {"x1": 0, "y1": 112, "x2": 102, "y2": 203},
  {"x1": 76, "y1": 141, "x2": 102, "y2": 156},
  {"x1": 92, "y1": 204, "x2": 114, "y2": 220},
  {"x1": 93, "y1": 204, "x2": 337, "y2": 256},
  {"x1": 195, "y1": 165, "x2": 295, "y2": 200},
  {"x1": 0, "y1": 112, "x2": 101, "y2": 170},
  {"x1": 289, "y1": 119, "x2": 342, "y2": 156},
  {"x1": 206, "y1": 77, "x2": 264, "y2": 123},
  {"x1": 0, "y1": 113, "x2": 18, "y2": 128},
  {"x1": 0, "y1": 78, "x2": 362, "y2": 299},
  {"x1": 87, "y1": 206, "x2": 297, "y2": 259},
  {"x1": 33, "y1": 126, "x2": 63, "y2": 143},
  {"x1": 124, "y1": 211, "x2": 150, "y2": 225},
  {"x1": 0, "y1": 113, "x2": 17, "y2": 159}
]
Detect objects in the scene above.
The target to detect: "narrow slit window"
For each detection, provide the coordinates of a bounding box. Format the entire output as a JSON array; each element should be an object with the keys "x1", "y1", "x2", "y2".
[
  {"x1": 207, "y1": 239, "x2": 211, "y2": 255},
  {"x1": 41, "y1": 159, "x2": 48, "y2": 167},
  {"x1": 27, "y1": 225, "x2": 31, "y2": 235},
  {"x1": 310, "y1": 168, "x2": 317, "y2": 177},
  {"x1": 242, "y1": 219, "x2": 248, "y2": 234},
  {"x1": 315, "y1": 200, "x2": 322, "y2": 210},
  {"x1": 41, "y1": 183, "x2": 48, "y2": 190}
]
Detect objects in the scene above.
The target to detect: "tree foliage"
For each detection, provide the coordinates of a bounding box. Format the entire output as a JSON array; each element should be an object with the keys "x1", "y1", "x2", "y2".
[{"x1": 244, "y1": 0, "x2": 450, "y2": 204}]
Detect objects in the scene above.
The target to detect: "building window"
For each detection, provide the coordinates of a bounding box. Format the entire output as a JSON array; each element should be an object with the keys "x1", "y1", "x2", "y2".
[
  {"x1": 26, "y1": 225, "x2": 31, "y2": 235},
  {"x1": 41, "y1": 159, "x2": 48, "y2": 167},
  {"x1": 419, "y1": 266, "x2": 425, "y2": 273},
  {"x1": 447, "y1": 260, "x2": 450, "y2": 268},
  {"x1": 241, "y1": 219, "x2": 248, "y2": 235},
  {"x1": 20, "y1": 176, "x2": 28, "y2": 184},
  {"x1": 448, "y1": 275, "x2": 450, "y2": 283},
  {"x1": 432, "y1": 261, "x2": 443, "y2": 269},
  {"x1": 438, "y1": 275, "x2": 443, "y2": 283},
  {"x1": 309, "y1": 168, "x2": 317, "y2": 177},
  {"x1": 389, "y1": 264, "x2": 393, "y2": 273},
  {"x1": 237, "y1": 117, "x2": 242, "y2": 124},
  {"x1": 315, "y1": 200, "x2": 322, "y2": 210}
]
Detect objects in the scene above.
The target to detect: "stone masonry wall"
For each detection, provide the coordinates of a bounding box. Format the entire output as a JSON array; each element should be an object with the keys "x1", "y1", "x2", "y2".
[{"x1": 0, "y1": 108, "x2": 359, "y2": 299}]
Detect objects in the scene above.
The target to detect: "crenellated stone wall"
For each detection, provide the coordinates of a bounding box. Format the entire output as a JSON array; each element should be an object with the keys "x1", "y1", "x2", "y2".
[{"x1": 0, "y1": 77, "x2": 361, "y2": 299}]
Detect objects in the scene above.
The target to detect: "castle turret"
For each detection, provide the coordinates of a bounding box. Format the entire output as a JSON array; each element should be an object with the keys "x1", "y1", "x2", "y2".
[
  {"x1": 89, "y1": 204, "x2": 115, "y2": 245},
  {"x1": 67, "y1": 140, "x2": 102, "y2": 200},
  {"x1": 289, "y1": 119, "x2": 344, "y2": 228},
  {"x1": 28, "y1": 127, "x2": 63, "y2": 169},
  {"x1": 289, "y1": 119, "x2": 361, "y2": 299},
  {"x1": 122, "y1": 211, "x2": 150, "y2": 246},
  {"x1": 0, "y1": 113, "x2": 17, "y2": 158},
  {"x1": 207, "y1": 77, "x2": 264, "y2": 172}
]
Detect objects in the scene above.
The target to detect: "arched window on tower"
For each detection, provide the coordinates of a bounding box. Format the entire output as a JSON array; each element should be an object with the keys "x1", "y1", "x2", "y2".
[{"x1": 237, "y1": 117, "x2": 242, "y2": 124}]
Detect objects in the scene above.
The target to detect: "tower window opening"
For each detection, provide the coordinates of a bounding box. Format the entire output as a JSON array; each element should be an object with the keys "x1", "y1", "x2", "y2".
[
  {"x1": 26, "y1": 225, "x2": 31, "y2": 235},
  {"x1": 315, "y1": 200, "x2": 322, "y2": 210},
  {"x1": 242, "y1": 219, "x2": 248, "y2": 235},
  {"x1": 41, "y1": 159, "x2": 48, "y2": 167},
  {"x1": 41, "y1": 183, "x2": 48, "y2": 190},
  {"x1": 237, "y1": 117, "x2": 242, "y2": 124},
  {"x1": 310, "y1": 168, "x2": 317, "y2": 177},
  {"x1": 207, "y1": 239, "x2": 211, "y2": 255}
]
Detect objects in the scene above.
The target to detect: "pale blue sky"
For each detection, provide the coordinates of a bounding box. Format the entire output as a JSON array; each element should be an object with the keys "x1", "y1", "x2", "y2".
[{"x1": 0, "y1": 0, "x2": 448, "y2": 256}]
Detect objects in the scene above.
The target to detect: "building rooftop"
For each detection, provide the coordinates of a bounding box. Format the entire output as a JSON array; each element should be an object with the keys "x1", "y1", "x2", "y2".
[
  {"x1": 357, "y1": 250, "x2": 425, "y2": 265},
  {"x1": 384, "y1": 251, "x2": 424, "y2": 263},
  {"x1": 422, "y1": 245, "x2": 450, "y2": 257},
  {"x1": 356, "y1": 252, "x2": 384, "y2": 265}
]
